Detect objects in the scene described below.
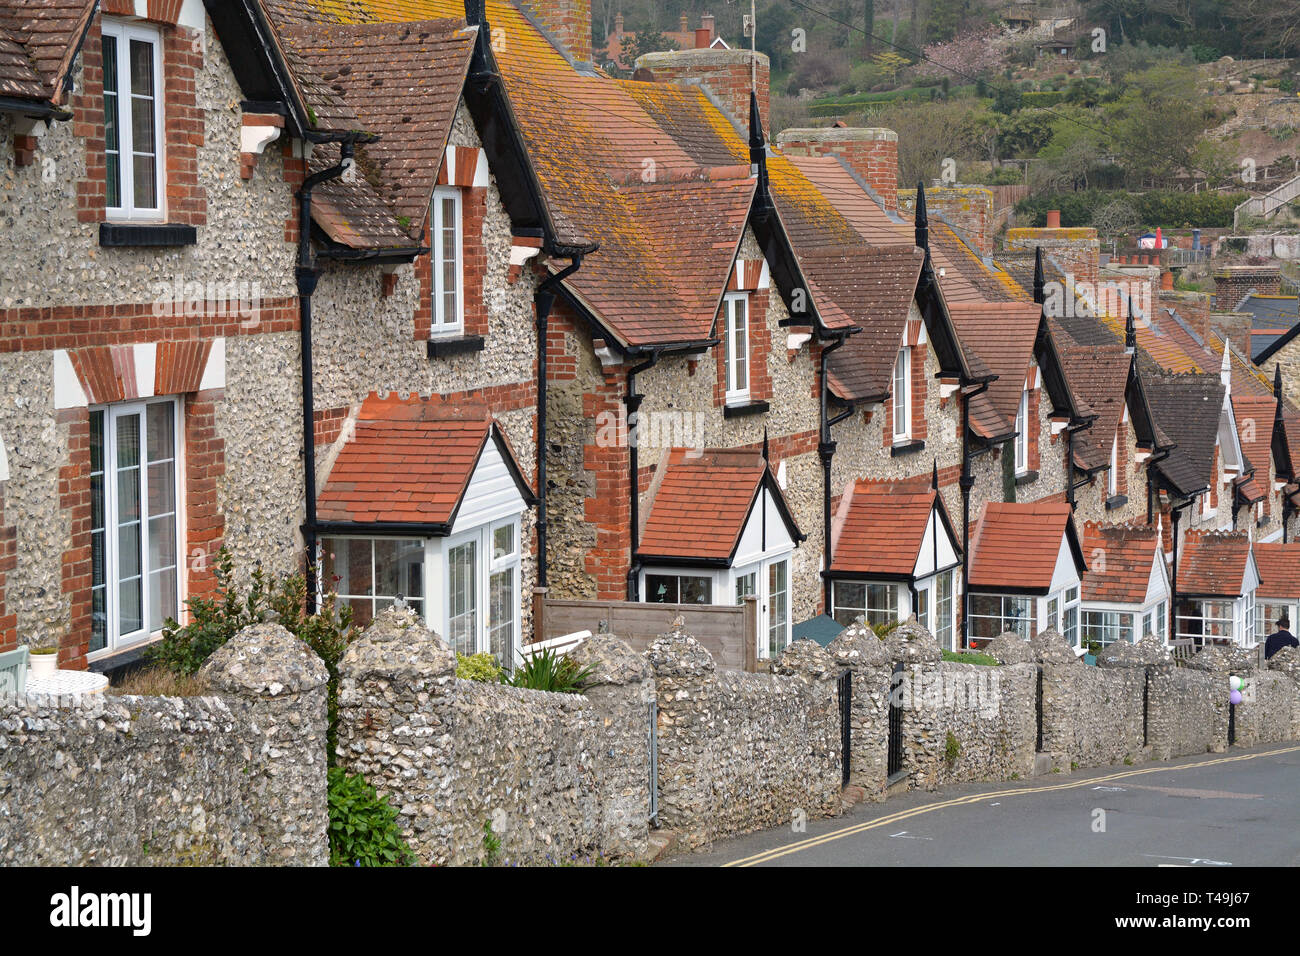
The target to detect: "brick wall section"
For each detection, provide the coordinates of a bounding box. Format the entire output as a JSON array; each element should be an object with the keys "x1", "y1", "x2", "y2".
[
  {"x1": 636, "y1": 49, "x2": 771, "y2": 135},
  {"x1": 185, "y1": 391, "x2": 227, "y2": 603},
  {"x1": 72, "y1": 18, "x2": 107, "y2": 225},
  {"x1": 282, "y1": 139, "x2": 306, "y2": 245},
  {"x1": 583, "y1": 368, "x2": 632, "y2": 599},
  {"x1": 776, "y1": 128, "x2": 899, "y2": 213},
  {"x1": 521, "y1": 0, "x2": 592, "y2": 63},
  {"x1": 1028, "y1": 384, "x2": 1041, "y2": 471},
  {"x1": 160, "y1": 24, "x2": 207, "y2": 227},
  {"x1": 57, "y1": 410, "x2": 92, "y2": 670},
  {"x1": 0, "y1": 300, "x2": 297, "y2": 353},
  {"x1": 0, "y1": 489, "x2": 14, "y2": 652}
]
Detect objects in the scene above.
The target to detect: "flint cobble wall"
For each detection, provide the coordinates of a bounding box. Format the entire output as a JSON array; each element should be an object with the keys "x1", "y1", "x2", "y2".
[
  {"x1": 1040, "y1": 662, "x2": 1146, "y2": 768},
  {"x1": 336, "y1": 609, "x2": 652, "y2": 865},
  {"x1": 899, "y1": 660, "x2": 1038, "y2": 790},
  {"x1": 1145, "y1": 666, "x2": 1226, "y2": 759},
  {"x1": 648, "y1": 633, "x2": 841, "y2": 850},
  {"x1": 0, "y1": 623, "x2": 328, "y2": 866}
]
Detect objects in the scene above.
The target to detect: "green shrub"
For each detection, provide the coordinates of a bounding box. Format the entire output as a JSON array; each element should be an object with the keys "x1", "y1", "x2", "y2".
[
  {"x1": 151, "y1": 549, "x2": 272, "y2": 676},
  {"x1": 1015, "y1": 189, "x2": 1247, "y2": 229},
  {"x1": 457, "y1": 652, "x2": 505, "y2": 683},
  {"x1": 327, "y1": 767, "x2": 415, "y2": 867},
  {"x1": 152, "y1": 547, "x2": 357, "y2": 764},
  {"x1": 944, "y1": 732, "x2": 961, "y2": 766},
  {"x1": 508, "y1": 646, "x2": 595, "y2": 694},
  {"x1": 941, "y1": 649, "x2": 1000, "y2": 666}
]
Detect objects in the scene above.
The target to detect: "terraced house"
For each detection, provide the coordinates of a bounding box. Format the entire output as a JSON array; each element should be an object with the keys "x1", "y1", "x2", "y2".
[{"x1": 3, "y1": 0, "x2": 1299, "y2": 674}]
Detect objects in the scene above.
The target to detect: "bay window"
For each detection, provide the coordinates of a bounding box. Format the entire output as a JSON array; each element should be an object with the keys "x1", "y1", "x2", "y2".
[
  {"x1": 324, "y1": 537, "x2": 425, "y2": 629},
  {"x1": 646, "y1": 573, "x2": 712, "y2": 605},
  {"x1": 90, "y1": 397, "x2": 181, "y2": 657},
  {"x1": 1176, "y1": 598, "x2": 1234, "y2": 647},
  {"x1": 1082, "y1": 609, "x2": 1134, "y2": 648},
  {"x1": 724, "y1": 293, "x2": 749, "y2": 405},
  {"x1": 968, "y1": 593, "x2": 1035, "y2": 642},
  {"x1": 831, "y1": 581, "x2": 898, "y2": 629},
  {"x1": 431, "y1": 186, "x2": 463, "y2": 335},
  {"x1": 766, "y1": 559, "x2": 789, "y2": 659},
  {"x1": 102, "y1": 19, "x2": 163, "y2": 220}
]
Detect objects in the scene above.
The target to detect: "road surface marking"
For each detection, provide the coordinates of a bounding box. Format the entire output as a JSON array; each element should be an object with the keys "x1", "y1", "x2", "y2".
[
  {"x1": 721, "y1": 744, "x2": 1300, "y2": 867},
  {"x1": 1144, "y1": 854, "x2": 1231, "y2": 866}
]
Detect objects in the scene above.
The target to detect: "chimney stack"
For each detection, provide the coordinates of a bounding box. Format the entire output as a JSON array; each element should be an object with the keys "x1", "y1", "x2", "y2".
[
  {"x1": 774, "y1": 127, "x2": 899, "y2": 213},
  {"x1": 637, "y1": 48, "x2": 771, "y2": 140},
  {"x1": 521, "y1": 0, "x2": 593, "y2": 64}
]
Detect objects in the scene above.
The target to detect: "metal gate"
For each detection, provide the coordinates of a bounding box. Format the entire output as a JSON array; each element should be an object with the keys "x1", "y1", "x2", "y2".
[
  {"x1": 1035, "y1": 666, "x2": 1044, "y2": 752},
  {"x1": 837, "y1": 670, "x2": 852, "y2": 787},
  {"x1": 887, "y1": 662, "x2": 905, "y2": 778},
  {"x1": 648, "y1": 699, "x2": 659, "y2": 826},
  {"x1": 1142, "y1": 670, "x2": 1150, "y2": 747},
  {"x1": 1228, "y1": 700, "x2": 1236, "y2": 747}
]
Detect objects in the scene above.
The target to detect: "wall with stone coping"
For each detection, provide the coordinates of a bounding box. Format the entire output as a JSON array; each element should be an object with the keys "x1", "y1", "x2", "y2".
[
  {"x1": 336, "y1": 608, "x2": 652, "y2": 865},
  {"x1": 1040, "y1": 660, "x2": 1146, "y2": 768},
  {"x1": 647, "y1": 631, "x2": 841, "y2": 850},
  {"x1": 1144, "y1": 665, "x2": 1226, "y2": 759},
  {"x1": 0, "y1": 623, "x2": 328, "y2": 865},
  {"x1": 826, "y1": 622, "x2": 892, "y2": 798}
]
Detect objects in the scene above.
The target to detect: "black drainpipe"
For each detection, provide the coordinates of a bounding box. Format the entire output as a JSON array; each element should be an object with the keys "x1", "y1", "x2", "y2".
[
  {"x1": 625, "y1": 351, "x2": 661, "y2": 600},
  {"x1": 534, "y1": 255, "x2": 585, "y2": 589},
  {"x1": 298, "y1": 142, "x2": 356, "y2": 612},
  {"x1": 959, "y1": 380, "x2": 990, "y2": 650},
  {"x1": 819, "y1": 333, "x2": 853, "y2": 615}
]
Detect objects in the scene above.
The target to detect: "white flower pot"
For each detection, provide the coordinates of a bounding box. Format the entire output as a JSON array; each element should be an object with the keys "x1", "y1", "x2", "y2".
[{"x1": 29, "y1": 652, "x2": 59, "y2": 679}]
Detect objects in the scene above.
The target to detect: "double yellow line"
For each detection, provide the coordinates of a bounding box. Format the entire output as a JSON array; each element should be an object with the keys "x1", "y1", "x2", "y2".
[{"x1": 722, "y1": 744, "x2": 1300, "y2": 866}]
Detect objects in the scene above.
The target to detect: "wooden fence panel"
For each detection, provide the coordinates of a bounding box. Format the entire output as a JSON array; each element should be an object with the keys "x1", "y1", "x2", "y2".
[{"x1": 532, "y1": 589, "x2": 759, "y2": 672}]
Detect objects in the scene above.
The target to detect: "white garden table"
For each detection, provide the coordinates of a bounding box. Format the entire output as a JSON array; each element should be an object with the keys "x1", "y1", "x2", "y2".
[{"x1": 25, "y1": 669, "x2": 109, "y2": 697}]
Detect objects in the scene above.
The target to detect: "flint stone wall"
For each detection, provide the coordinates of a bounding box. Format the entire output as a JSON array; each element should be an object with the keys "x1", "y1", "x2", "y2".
[
  {"x1": 1144, "y1": 666, "x2": 1227, "y2": 758},
  {"x1": 898, "y1": 660, "x2": 1038, "y2": 790},
  {"x1": 336, "y1": 609, "x2": 652, "y2": 865},
  {"x1": 1040, "y1": 661, "x2": 1146, "y2": 768},
  {"x1": 649, "y1": 633, "x2": 841, "y2": 849},
  {"x1": 0, "y1": 623, "x2": 328, "y2": 866}
]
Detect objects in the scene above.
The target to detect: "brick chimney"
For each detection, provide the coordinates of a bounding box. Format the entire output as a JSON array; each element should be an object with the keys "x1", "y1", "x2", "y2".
[
  {"x1": 636, "y1": 48, "x2": 771, "y2": 138},
  {"x1": 1046, "y1": 209, "x2": 1061, "y2": 228},
  {"x1": 1213, "y1": 265, "x2": 1281, "y2": 309},
  {"x1": 774, "y1": 127, "x2": 899, "y2": 213},
  {"x1": 521, "y1": 0, "x2": 592, "y2": 64},
  {"x1": 1006, "y1": 223, "x2": 1101, "y2": 291},
  {"x1": 1212, "y1": 312, "x2": 1254, "y2": 364},
  {"x1": 897, "y1": 186, "x2": 994, "y2": 257}
]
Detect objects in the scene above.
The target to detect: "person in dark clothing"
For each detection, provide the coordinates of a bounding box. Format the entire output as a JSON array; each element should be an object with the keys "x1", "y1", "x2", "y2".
[{"x1": 1264, "y1": 614, "x2": 1298, "y2": 660}]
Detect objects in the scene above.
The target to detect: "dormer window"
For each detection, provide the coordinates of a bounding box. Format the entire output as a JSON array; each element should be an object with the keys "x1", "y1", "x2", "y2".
[
  {"x1": 893, "y1": 347, "x2": 911, "y2": 441},
  {"x1": 102, "y1": 20, "x2": 163, "y2": 220},
  {"x1": 724, "y1": 292, "x2": 750, "y2": 405},
  {"x1": 431, "y1": 186, "x2": 463, "y2": 335}
]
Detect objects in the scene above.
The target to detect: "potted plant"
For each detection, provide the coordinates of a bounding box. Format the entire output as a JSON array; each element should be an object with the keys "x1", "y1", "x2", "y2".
[{"x1": 26, "y1": 639, "x2": 59, "y2": 679}]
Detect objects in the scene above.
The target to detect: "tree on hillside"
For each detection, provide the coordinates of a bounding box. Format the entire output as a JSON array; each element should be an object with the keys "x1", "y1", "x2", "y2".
[{"x1": 621, "y1": 29, "x2": 679, "y2": 67}]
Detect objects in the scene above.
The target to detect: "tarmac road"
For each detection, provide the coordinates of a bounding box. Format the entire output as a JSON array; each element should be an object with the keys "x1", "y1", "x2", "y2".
[{"x1": 667, "y1": 742, "x2": 1300, "y2": 867}]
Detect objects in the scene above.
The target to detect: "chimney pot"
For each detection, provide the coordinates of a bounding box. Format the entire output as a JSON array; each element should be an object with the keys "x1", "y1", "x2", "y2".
[{"x1": 1046, "y1": 209, "x2": 1061, "y2": 228}]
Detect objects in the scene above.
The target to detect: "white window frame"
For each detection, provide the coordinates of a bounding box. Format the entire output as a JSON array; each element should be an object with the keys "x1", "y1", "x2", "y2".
[
  {"x1": 321, "y1": 536, "x2": 427, "y2": 625},
  {"x1": 89, "y1": 396, "x2": 183, "y2": 659},
  {"x1": 643, "y1": 570, "x2": 714, "y2": 605},
  {"x1": 1176, "y1": 597, "x2": 1236, "y2": 648},
  {"x1": 831, "y1": 580, "x2": 899, "y2": 630},
  {"x1": 1014, "y1": 386, "x2": 1029, "y2": 475},
  {"x1": 723, "y1": 292, "x2": 750, "y2": 405},
  {"x1": 1081, "y1": 608, "x2": 1135, "y2": 649},
  {"x1": 968, "y1": 592, "x2": 1036, "y2": 643},
  {"x1": 1257, "y1": 598, "x2": 1296, "y2": 641},
  {"x1": 442, "y1": 516, "x2": 521, "y2": 660},
  {"x1": 893, "y1": 347, "x2": 912, "y2": 441},
  {"x1": 431, "y1": 185, "x2": 464, "y2": 336},
  {"x1": 102, "y1": 18, "x2": 165, "y2": 221}
]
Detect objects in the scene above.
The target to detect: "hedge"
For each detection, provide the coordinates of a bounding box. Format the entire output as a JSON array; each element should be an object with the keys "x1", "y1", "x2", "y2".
[{"x1": 1014, "y1": 189, "x2": 1248, "y2": 229}]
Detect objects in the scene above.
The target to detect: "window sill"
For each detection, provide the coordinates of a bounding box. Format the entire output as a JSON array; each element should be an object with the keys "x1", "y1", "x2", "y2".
[
  {"x1": 1105, "y1": 494, "x2": 1128, "y2": 511},
  {"x1": 890, "y1": 439, "x2": 925, "y2": 458},
  {"x1": 99, "y1": 222, "x2": 198, "y2": 247},
  {"x1": 87, "y1": 634, "x2": 164, "y2": 675},
  {"x1": 723, "y1": 399, "x2": 769, "y2": 419},
  {"x1": 1015, "y1": 470, "x2": 1039, "y2": 487},
  {"x1": 427, "y1": 334, "x2": 485, "y2": 359}
]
